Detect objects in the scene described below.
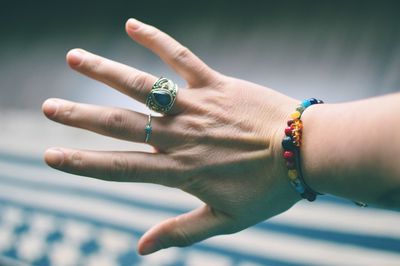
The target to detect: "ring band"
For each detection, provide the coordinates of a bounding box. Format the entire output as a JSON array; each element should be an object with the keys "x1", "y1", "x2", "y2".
[
  {"x1": 146, "y1": 77, "x2": 178, "y2": 114},
  {"x1": 144, "y1": 113, "x2": 152, "y2": 143}
]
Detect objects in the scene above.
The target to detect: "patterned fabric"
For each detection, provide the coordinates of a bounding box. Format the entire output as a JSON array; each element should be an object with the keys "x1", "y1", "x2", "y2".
[{"x1": 0, "y1": 152, "x2": 399, "y2": 266}]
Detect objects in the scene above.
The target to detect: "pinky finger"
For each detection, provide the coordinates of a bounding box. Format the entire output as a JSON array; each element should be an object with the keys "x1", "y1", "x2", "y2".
[{"x1": 44, "y1": 148, "x2": 180, "y2": 186}]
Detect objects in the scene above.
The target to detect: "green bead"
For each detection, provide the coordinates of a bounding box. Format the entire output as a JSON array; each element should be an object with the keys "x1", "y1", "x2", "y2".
[{"x1": 296, "y1": 105, "x2": 305, "y2": 113}]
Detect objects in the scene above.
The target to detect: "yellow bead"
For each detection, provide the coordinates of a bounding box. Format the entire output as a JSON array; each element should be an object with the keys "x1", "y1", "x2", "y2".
[
  {"x1": 288, "y1": 169, "x2": 298, "y2": 181},
  {"x1": 291, "y1": 111, "x2": 301, "y2": 119}
]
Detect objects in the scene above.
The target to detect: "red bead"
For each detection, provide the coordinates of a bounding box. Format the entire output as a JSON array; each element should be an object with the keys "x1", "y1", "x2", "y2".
[
  {"x1": 284, "y1": 127, "x2": 292, "y2": 136},
  {"x1": 287, "y1": 119, "x2": 294, "y2": 126},
  {"x1": 283, "y1": 151, "x2": 294, "y2": 159}
]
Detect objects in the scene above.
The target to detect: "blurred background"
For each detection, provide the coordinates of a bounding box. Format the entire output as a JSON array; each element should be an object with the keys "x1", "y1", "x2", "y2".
[{"x1": 0, "y1": 0, "x2": 399, "y2": 266}]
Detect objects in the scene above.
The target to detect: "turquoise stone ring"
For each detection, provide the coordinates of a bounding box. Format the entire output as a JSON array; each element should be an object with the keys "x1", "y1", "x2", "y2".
[{"x1": 146, "y1": 77, "x2": 178, "y2": 114}]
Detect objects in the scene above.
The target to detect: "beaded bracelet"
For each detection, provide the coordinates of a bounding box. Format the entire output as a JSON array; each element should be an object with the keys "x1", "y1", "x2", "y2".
[{"x1": 282, "y1": 98, "x2": 323, "y2": 201}]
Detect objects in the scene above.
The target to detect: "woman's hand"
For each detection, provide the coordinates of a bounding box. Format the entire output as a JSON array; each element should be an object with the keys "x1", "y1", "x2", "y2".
[{"x1": 42, "y1": 18, "x2": 300, "y2": 255}]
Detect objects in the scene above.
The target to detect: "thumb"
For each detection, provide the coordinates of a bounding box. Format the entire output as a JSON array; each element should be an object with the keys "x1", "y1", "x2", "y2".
[{"x1": 137, "y1": 205, "x2": 233, "y2": 255}]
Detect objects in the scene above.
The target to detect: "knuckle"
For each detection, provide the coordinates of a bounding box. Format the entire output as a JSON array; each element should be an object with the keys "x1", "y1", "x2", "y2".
[
  {"x1": 102, "y1": 110, "x2": 126, "y2": 133},
  {"x1": 157, "y1": 217, "x2": 194, "y2": 249},
  {"x1": 59, "y1": 103, "x2": 77, "y2": 122},
  {"x1": 172, "y1": 46, "x2": 191, "y2": 64},
  {"x1": 70, "y1": 151, "x2": 84, "y2": 169},
  {"x1": 154, "y1": 157, "x2": 187, "y2": 188},
  {"x1": 160, "y1": 159, "x2": 182, "y2": 184},
  {"x1": 123, "y1": 74, "x2": 151, "y2": 97},
  {"x1": 169, "y1": 157, "x2": 200, "y2": 190},
  {"x1": 172, "y1": 218, "x2": 194, "y2": 247},
  {"x1": 144, "y1": 26, "x2": 160, "y2": 43},
  {"x1": 108, "y1": 154, "x2": 130, "y2": 181},
  {"x1": 179, "y1": 116, "x2": 207, "y2": 136},
  {"x1": 83, "y1": 54, "x2": 103, "y2": 73}
]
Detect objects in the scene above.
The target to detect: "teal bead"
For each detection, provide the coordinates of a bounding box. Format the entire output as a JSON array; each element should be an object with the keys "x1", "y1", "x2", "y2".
[{"x1": 302, "y1": 99, "x2": 311, "y2": 108}]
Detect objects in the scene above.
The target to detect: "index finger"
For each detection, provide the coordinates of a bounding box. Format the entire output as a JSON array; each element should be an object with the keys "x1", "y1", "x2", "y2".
[{"x1": 66, "y1": 49, "x2": 157, "y2": 104}]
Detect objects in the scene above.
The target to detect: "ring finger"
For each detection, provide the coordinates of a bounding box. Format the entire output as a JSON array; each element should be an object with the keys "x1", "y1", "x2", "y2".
[
  {"x1": 45, "y1": 148, "x2": 181, "y2": 186},
  {"x1": 42, "y1": 98, "x2": 176, "y2": 149}
]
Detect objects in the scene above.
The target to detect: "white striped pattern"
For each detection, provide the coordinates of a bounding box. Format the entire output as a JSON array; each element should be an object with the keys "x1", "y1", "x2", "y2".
[{"x1": 0, "y1": 152, "x2": 399, "y2": 265}]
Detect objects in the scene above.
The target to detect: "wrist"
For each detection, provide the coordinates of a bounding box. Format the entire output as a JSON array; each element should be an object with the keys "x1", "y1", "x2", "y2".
[
  {"x1": 278, "y1": 98, "x2": 325, "y2": 201},
  {"x1": 298, "y1": 103, "x2": 328, "y2": 194},
  {"x1": 300, "y1": 102, "x2": 363, "y2": 199}
]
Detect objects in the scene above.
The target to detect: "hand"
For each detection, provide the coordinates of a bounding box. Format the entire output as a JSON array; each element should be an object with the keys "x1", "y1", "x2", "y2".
[{"x1": 42, "y1": 18, "x2": 300, "y2": 255}]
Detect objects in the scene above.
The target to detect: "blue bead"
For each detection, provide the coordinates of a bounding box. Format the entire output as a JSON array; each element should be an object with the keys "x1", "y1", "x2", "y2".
[
  {"x1": 153, "y1": 91, "x2": 172, "y2": 106},
  {"x1": 302, "y1": 99, "x2": 311, "y2": 108},
  {"x1": 295, "y1": 184, "x2": 306, "y2": 194},
  {"x1": 304, "y1": 190, "x2": 317, "y2": 201},
  {"x1": 282, "y1": 136, "x2": 295, "y2": 150},
  {"x1": 309, "y1": 98, "x2": 318, "y2": 104}
]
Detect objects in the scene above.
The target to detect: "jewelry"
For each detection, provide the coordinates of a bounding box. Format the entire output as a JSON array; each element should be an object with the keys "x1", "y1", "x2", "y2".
[
  {"x1": 282, "y1": 98, "x2": 324, "y2": 202},
  {"x1": 146, "y1": 77, "x2": 178, "y2": 114},
  {"x1": 144, "y1": 113, "x2": 152, "y2": 143},
  {"x1": 281, "y1": 98, "x2": 367, "y2": 207}
]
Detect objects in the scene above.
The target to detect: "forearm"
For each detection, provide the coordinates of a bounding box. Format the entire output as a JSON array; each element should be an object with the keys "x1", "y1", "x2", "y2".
[{"x1": 301, "y1": 93, "x2": 400, "y2": 208}]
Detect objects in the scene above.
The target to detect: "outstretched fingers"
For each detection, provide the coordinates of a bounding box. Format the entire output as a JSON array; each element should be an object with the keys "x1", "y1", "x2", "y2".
[
  {"x1": 44, "y1": 148, "x2": 181, "y2": 186},
  {"x1": 66, "y1": 48, "x2": 157, "y2": 104},
  {"x1": 125, "y1": 19, "x2": 218, "y2": 87},
  {"x1": 42, "y1": 98, "x2": 174, "y2": 148},
  {"x1": 137, "y1": 205, "x2": 234, "y2": 255},
  {"x1": 66, "y1": 48, "x2": 186, "y2": 114}
]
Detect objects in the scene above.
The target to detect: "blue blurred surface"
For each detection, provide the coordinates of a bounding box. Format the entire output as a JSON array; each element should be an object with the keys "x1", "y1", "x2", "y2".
[{"x1": 0, "y1": 1, "x2": 400, "y2": 265}]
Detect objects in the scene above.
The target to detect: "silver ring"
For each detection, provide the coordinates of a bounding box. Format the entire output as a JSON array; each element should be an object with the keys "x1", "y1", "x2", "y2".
[
  {"x1": 144, "y1": 113, "x2": 152, "y2": 143},
  {"x1": 146, "y1": 77, "x2": 178, "y2": 114}
]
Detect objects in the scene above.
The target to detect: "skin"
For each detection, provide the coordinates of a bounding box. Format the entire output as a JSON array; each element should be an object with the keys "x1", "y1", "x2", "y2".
[
  {"x1": 301, "y1": 94, "x2": 400, "y2": 207},
  {"x1": 42, "y1": 18, "x2": 400, "y2": 255}
]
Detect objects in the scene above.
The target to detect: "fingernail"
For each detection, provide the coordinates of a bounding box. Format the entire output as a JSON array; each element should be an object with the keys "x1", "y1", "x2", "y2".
[
  {"x1": 43, "y1": 99, "x2": 59, "y2": 117},
  {"x1": 127, "y1": 18, "x2": 141, "y2": 32},
  {"x1": 45, "y1": 148, "x2": 64, "y2": 167},
  {"x1": 139, "y1": 240, "x2": 160, "y2": 255},
  {"x1": 67, "y1": 49, "x2": 84, "y2": 66}
]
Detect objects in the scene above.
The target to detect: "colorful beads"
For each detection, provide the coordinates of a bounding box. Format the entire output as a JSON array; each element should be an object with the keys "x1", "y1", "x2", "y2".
[
  {"x1": 281, "y1": 98, "x2": 324, "y2": 202},
  {"x1": 288, "y1": 169, "x2": 298, "y2": 180},
  {"x1": 286, "y1": 161, "x2": 296, "y2": 169},
  {"x1": 284, "y1": 127, "x2": 292, "y2": 136},
  {"x1": 302, "y1": 99, "x2": 312, "y2": 108},
  {"x1": 291, "y1": 111, "x2": 301, "y2": 119},
  {"x1": 282, "y1": 136, "x2": 295, "y2": 150},
  {"x1": 296, "y1": 106, "x2": 305, "y2": 113},
  {"x1": 283, "y1": 151, "x2": 294, "y2": 160}
]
